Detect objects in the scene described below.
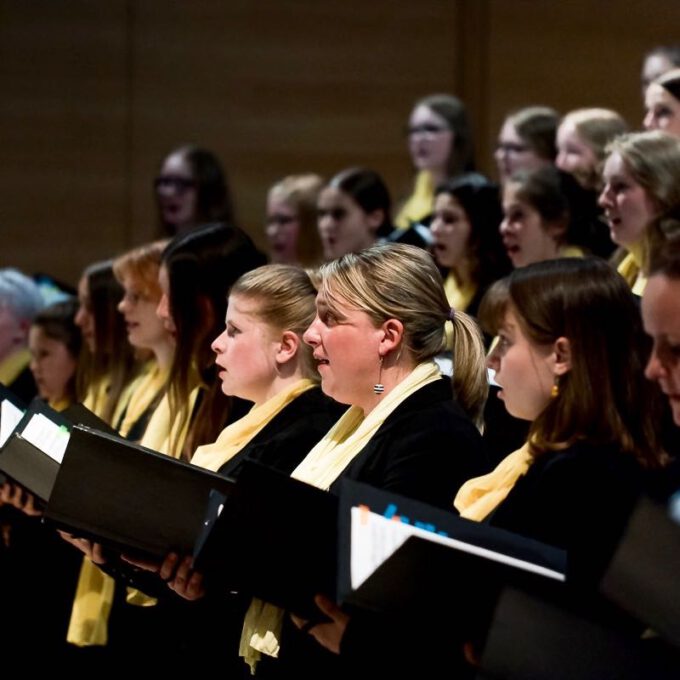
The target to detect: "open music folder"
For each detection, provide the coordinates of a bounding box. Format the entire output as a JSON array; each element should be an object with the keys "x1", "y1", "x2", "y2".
[
  {"x1": 0, "y1": 383, "x2": 26, "y2": 448},
  {"x1": 44, "y1": 425, "x2": 235, "y2": 560},
  {"x1": 336, "y1": 480, "x2": 567, "y2": 615},
  {"x1": 0, "y1": 398, "x2": 117, "y2": 501},
  {"x1": 191, "y1": 464, "x2": 566, "y2": 621}
]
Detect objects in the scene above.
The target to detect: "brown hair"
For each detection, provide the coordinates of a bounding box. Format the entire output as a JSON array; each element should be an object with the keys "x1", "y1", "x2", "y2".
[
  {"x1": 479, "y1": 257, "x2": 663, "y2": 468},
  {"x1": 560, "y1": 108, "x2": 628, "y2": 190},
  {"x1": 508, "y1": 106, "x2": 559, "y2": 160},
  {"x1": 606, "y1": 130, "x2": 680, "y2": 274},
  {"x1": 268, "y1": 175, "x2": 324, "y2": 267}
]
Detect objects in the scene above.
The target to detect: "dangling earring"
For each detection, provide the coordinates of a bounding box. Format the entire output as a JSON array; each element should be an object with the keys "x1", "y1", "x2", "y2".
[
  {"x1": 551, "y1": 376, "x2": 559, "y2": 398},
  {"x1": 373, "y1": 355, "x2": 385, "y2": 395}
]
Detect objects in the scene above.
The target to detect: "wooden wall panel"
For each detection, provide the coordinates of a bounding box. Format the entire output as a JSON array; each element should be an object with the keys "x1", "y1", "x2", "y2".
[
  {"x1": 476, "y1": 0, "x2": 680, "y2": 178},
  {"x1": 127, "y1": 1, "x2": 461, "y2": 248},
  {"x1": 0, "y1": 1, "x2": 129, "y2": 284},
  {"x1": 2, "y1": 1, "x2": 680, "y2": 284}
]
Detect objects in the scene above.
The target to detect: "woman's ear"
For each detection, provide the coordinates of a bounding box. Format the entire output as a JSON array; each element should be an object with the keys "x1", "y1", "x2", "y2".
[
  {"x1": 552, "y1": 336, "x2": 572, "y2": 376},
  {"x1": 275, "y1": 330, "x2": 301, "y2": 365},
  {"x1": 366, "y1": 209, "x2": 386, "y2": 234},
  {"x1": 546, "y1": 219, "x2": 568, "y2": 242},
  {"x1": 379, "y1": 318, "x2": 405, "y2": 355}
]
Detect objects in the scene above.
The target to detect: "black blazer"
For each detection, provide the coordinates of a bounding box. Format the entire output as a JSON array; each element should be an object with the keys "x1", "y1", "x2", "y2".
[
  {"x1": 218, "y1": 387, "x2": 346, "y2": 478},
  {"x1": 330, "y1": 378, "x2": 489, "y2": 509},
  {"x1": 488, "y1": 441, "x2": 643, "y2": 587}
]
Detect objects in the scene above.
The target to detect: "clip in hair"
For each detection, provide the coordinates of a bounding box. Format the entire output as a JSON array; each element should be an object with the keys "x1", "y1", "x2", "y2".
[{"x1": 448, "y1": 308, "x2": 456, "y2": 322}]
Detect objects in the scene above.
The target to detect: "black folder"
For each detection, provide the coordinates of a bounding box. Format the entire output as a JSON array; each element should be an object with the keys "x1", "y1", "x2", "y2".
[
  {"x1": 601, "y1": 495, "x2": 680, "y2": 648},
  {"x1": 61, "y1": 402, "x2": 118, "y2": 436},
  {"x1": 44, "y1": 425, "x2": 235, "y2": 560},
  {"x1": 0, "y1": 382, "x2": 26, "y2": 412},
  {"x1": 192, "y1": 461, "x2": 338, "y2": 619},
  {"x1": 336, "y1": 480, "x2": 567, "y2": 615},
  {"x1": 0, "y1": 383, "x2": 26, "y2": 482},
  {"x1": 0, "y1": 398, "x2": 72, "y2": 501},
  {"x1": 0, "y1": 400, "x2": 118, "y2": 501},
  {"x1": 477, "y1": 586, "x2": 677, "y2": 680}
]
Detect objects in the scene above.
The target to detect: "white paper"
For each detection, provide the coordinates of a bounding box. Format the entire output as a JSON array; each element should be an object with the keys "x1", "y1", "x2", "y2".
[
  {"x1": 350, "y1": 507, "x2": 565, "y2": 591},
  {"x1": 20, "y1": 413, "x2": 70, "y2": 464},
  {"x1": 0, "y1": 399, "x2": 25, "y2": 446}
]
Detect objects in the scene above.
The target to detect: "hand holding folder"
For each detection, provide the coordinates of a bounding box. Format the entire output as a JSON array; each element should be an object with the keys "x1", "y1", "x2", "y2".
[{"x1": 191, "y1": 463, "x2": 566, "y2": 625}]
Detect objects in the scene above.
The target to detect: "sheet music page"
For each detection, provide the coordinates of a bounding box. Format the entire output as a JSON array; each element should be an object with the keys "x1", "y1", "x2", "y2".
[
  {"x1": 350, "y1": 507, "x2": 565, "y2": 591},
  {"x1": 0, "y1": 399, "x2": 24, "y2": 446},
  {"x1": 21, "y1": 413, "x2": 70, "y2": 464}
]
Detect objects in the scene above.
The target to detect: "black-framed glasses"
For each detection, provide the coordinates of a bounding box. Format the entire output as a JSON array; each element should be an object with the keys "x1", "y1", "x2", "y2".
[
  {"x1": 405, "y1": 123, "x2": 450, "y2": 137},
  {"x1": 495, "y1": 142, "x2": 529, "y2": 155},
  {"x1": 154, "y1": 175, "x2": 197, "y2": 193},
  {"x1": 317, "y1": 207, "x2": 348, "y2": 221}
]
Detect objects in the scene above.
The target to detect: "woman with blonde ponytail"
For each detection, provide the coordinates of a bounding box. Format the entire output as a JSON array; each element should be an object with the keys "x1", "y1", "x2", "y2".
[{"x1": 239, "y1": 242, "x2": 489, "y2": 678}]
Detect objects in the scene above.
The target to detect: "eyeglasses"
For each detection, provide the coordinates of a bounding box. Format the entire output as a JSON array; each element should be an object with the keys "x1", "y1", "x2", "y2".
[
  {"x1": 495, "y1": 142, "x2": 530, "y2": 155},
  {"x1": 154, "y1": 175, "x2": 197, "y2": 193},
  {"x1": 405, "y1": 123, "x2": 450, "y2": 138},
  {"x1": 317, "y1": 207, "x2": 348, "y2": 221},
  {"x1": 266, "y1": 214, "x2": 297, "y2": 227}
]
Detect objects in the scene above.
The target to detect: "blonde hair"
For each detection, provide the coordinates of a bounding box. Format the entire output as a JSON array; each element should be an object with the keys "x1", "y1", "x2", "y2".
[
  {"x1": 268, "y1": 175, "x2": 324, "y2": 266},
  {"x1": 561, "y1": 108, "x2": 628, "y2": 190},
  {"x1": 230, "y1": 264, "x2": 319, "y2": 380},
  {"x1": 607, "y1": 130, "x2": 680, "y2": 272},
  {"x1": 319, "y1": 243, "x2": 488, "y2": 425}
]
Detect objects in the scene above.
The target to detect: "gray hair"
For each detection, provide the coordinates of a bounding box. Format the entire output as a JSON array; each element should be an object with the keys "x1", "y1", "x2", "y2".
[{"x1": 0, "y1": 268, "x2": 44, "y2": 322}]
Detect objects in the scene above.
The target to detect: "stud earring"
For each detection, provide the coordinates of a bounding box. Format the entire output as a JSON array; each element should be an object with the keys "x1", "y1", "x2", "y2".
[{"x1": 373, "y1": 355, "x2": 385, "y2": 395}]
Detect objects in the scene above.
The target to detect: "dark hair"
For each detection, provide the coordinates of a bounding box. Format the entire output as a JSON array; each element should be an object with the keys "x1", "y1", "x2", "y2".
[
  {"x1": 330, "y1": 168, "x2": 393, "y2": 236},
  {"x1": 79, "y1": 260, "x2": 140, "y2": 424},
  {"x1": 509, "y1": 166, "x2": 600, "y2": 252},
  {"x1": 656, "y1": 68, "x2": 680, "y2": 102},
  {"x1": 508, "y1": 106, "x2": 559, "y2": 161},
  {"x1": 415, "y1": 94, "x2": 476, "y2": 175},
  {"x1": 435, "y1": 177, "x2": 510, "y2": 293},
  {"x1": 649, "y1": 234, "x2": 680, "y2": 278},
  {"x1": 33, "y1": 298, "x2": 81, "y2": 403},
  {"x1": 156, "y1": 145, "x2": 235, "y2": 236},
  {"x1": 162, "y1": 222, "x2": 267, "y2": 458},
  {"x1": 479, "y1": 257, "x2": 664, "y2": 468}
]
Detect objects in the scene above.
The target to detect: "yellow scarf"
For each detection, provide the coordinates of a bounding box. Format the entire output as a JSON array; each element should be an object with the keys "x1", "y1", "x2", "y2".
[
  {"x1": 443, "y1": 272, "x2": 476, "y2": 351},
  {"x1": 617, "y1": 249, "x2": 647, "y2": 295},
  {"x1": 117, "y1": 362, "x2": 168, "y2": 439},
  {"x1": 67, "y1": 385, "x2": 199, "y2": 645},
  {"x1": 443, "y1": 272, "x2": 476, "y2": 314},
  {"x1": 240, "y1": 362, "x2": 442, "y2": 673},
  {"x1": 48, "y1": 396, "x2": 72, "y2": 412},
  {"x1": 0, "y1": 347, "x2": 30, "y2": 386},
  {"x1": 191, "y1": 379, "x2": 316, "y2": 472},
  {"x1": 83, "y1": 378, "x2": 110, "y2": 421},
  {"x1": 454, "y1": 442, "x2": 532, "y2": 521},
  {"x1": 394, "y1": 170, "x2": 435, "y2": 229},
  {"x1": 557, "y1": 244, "x2": 585, "y2": 259}
]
